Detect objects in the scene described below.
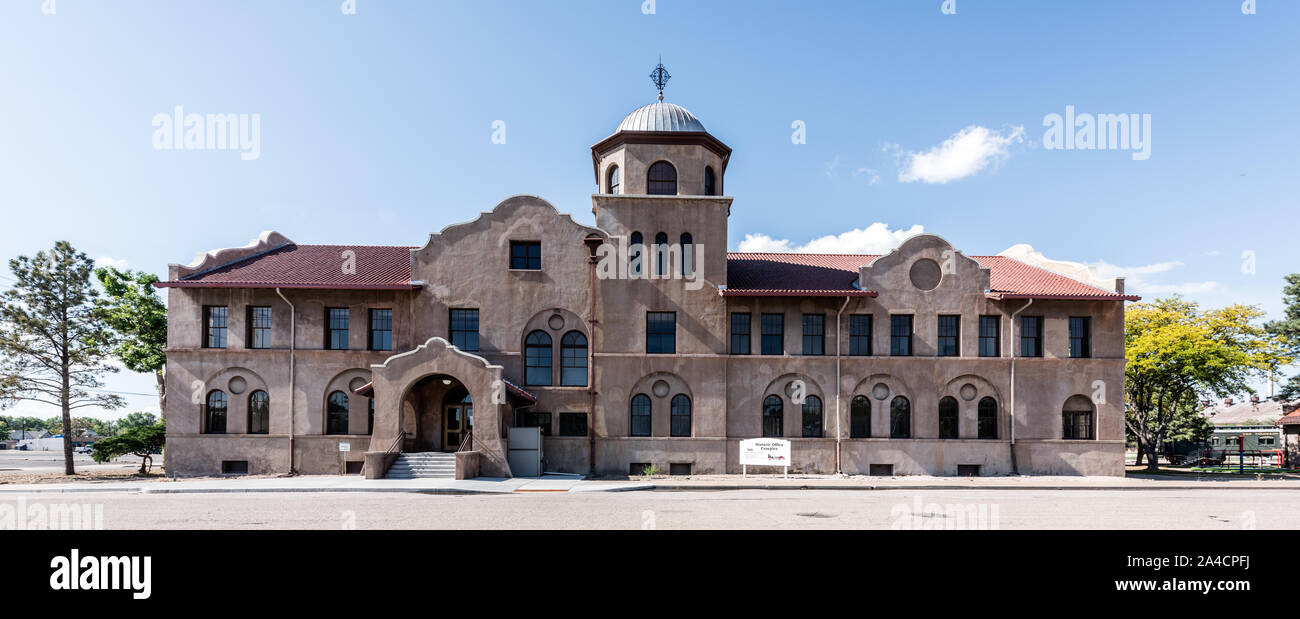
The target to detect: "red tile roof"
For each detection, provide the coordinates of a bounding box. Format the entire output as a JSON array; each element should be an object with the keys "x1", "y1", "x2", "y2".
[
  {"x1": 159, "y1": 242, "x2": 1135, "y2": 301},
  {"x1": 158, "y1": 244, "x2": 415, "y2": 290},
  {"x1": 725, "y1": 252, "x2": 1138, "y2": 300},
  {"x1": 1280, "y1": 410, "x2": 1300, "y2": 426}
]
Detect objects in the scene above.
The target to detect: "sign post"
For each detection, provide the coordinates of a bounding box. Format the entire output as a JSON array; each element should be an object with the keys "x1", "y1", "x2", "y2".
[
  {"x1": 739, "y1": 438, "x2": 791, "y2": 479},
  {"x1": 338, "y1": 441, "x2": 351, "y2": 475}
]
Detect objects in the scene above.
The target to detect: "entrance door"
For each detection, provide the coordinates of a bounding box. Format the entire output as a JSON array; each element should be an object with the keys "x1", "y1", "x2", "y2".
[{"x1": 443, "y1": 402, "x2": 473, "y2": 452}]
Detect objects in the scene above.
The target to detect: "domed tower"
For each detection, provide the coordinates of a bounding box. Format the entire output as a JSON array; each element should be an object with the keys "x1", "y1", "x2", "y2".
[{"x1": 589, "y1": 61, "x2": 733, "y2": 356}]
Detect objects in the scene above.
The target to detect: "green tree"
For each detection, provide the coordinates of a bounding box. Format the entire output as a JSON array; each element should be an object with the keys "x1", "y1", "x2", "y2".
[
  {"x1": 94, "y1": 267, "x2": 167, "y2": 410},
  {"x1": 0, "y1": 242, "x2": 124, "y2": 474},
  {"x1": 91, "y1": 422, "x2": 165, "y2": 474},
  {"x1": 0, "y1": 417, "x2": 10, "y2": 441},
  {"x1": 115, "y1": 411, "x2": 158, "y2": 435},
  {"x1": 1125, "y1": 297, "x2": 1291, "y2": 471},
  {"x1": 1265, "y1": 274, "x2": 1300, "y2": 401}
]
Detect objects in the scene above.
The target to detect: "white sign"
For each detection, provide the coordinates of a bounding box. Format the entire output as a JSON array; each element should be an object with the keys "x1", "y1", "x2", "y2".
[
  {"x1": 338, "y1": 441, "x2": 351, "y2": 452},
  {"x1": 740, "y1": 438, "x2": 790, "y2": 467}
]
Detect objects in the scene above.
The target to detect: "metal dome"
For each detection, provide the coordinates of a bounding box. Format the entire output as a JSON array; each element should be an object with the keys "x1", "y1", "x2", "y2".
[{"x1": 615, "y1": 102, "x2": 706, "y2": 133}]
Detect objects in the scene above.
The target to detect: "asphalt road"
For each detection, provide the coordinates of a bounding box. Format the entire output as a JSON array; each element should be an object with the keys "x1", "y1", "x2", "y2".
[
  {"x1": 0, "y1": 450, "x2": 138, "y2": 474},
  {"x1": 4, "y1": 488, "x2": 1296, "y2": 529}
]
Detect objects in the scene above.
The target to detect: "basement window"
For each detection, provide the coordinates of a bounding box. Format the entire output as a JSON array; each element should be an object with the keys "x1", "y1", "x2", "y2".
[
  {"x1": 630, "y1": 462, "x2": 652, "y2": 476},
  {"x1": 869, "y1": 464, "x2": 894, "y2": 476},
  {"x1": 221, "y1": 460, "x2": 249, "y2": 475},
  {"x1": 957, "y1": 464, "x2": 981, "y2": 477},
  {"x1": 669, "y1": 463, "x2": 692, "y2": 476}
]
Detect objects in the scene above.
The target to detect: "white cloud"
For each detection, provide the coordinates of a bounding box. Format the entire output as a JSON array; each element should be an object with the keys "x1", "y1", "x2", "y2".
[
  {"x1": 853, "y1": 167, "x2": 880, "y2": 184},
  {"x1": 95, "y1": 255, "x2": 128, "y2": 269},
  {"x1": 897, "y1": 125, "x2": 1025, "y2": 184},
  {"x1": 824, "y1": 155, "x2": 841, "y2": 177},
  {"x1": 1000, "y1": 245, "x2": 1220, "y2": 298},
  {"x1": 737, "y1": 223, "x2": 925, "y2": 254}
]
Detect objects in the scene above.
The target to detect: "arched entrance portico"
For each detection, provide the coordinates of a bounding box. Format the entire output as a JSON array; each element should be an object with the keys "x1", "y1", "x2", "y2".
[{"x1": 400, "y1": 374, "x2": 474, "y2": 453}]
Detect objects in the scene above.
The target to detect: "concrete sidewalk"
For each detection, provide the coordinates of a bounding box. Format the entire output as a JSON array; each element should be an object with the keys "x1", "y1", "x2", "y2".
[{"x1": 1, "y1": 472, "x2": 1299, "y2": 495}]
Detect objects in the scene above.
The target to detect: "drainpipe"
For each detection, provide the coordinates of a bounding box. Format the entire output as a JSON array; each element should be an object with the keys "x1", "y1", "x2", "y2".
[
  {"x1": 276, "y1": 288, "x2": 297, "y2": 474},
  {"x1": 1007, "y1": 298, "x2": 1034, "y2": 475},
  {"x1": 584, "y1": 237, "x2": 602, "y2": 476},
  {"x1": 834, "y1": 295, "x2": 850, "y2": 474}
]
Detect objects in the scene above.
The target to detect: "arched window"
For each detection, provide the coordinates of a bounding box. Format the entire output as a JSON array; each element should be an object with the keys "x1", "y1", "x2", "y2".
[
  {"x1": 802, "y1": 395, "x2": 823, "y2": 438},
  {"x1": 630, "y1": 394, "x2": 652, "y2": 437},
  {"x1": 248, "y1": 390, "x2": 269, "y2": 435},
  {"x1": 607, "y1": 165, "x2": 620, "y2": 194},
  {"x1": 978, "y1": 397, "x2": 998, "y2": 439},
  {"x1": 560, "y1": 331, "x2": 588, "y2": 386},
  {"x1": 654, "y1": 232, "x2": 669, "y2": 276},
  {"x1": 763, "y1": 395, "x2": 784, "y2": 438},
  {"x1": 850, "y1": 395, "x2": 871, "y2": 438},
  {"x1": 525, "y1": 330, "x2": 553, "y2": 386},
  {"x1": 670, "y1": 394, "x2": 692, "y2": 437},
  {"x1": 647, "y1": 161, "x2": 677, "y2": 195},
  {"x1": 327, "y1": 391, "x2": 349, "y2": 435},
  {"x1": 704, "y1": 166, "x2": 716, "y2": 196},
  {"x1": 890, "y1": 396, "x2": 911, "y2": 439},
  {"x1": 1063, "y1": 395, "x2": 1095, "y2": 440},
  {"x1": 938, "y1": 396, "x2": 959, "y2": 439},
  {"x1": 680, "y1": 232, "x2": 694, "y2": 277},
  {"x1": 629, "y1": 231, "x2": 644, "y2": 277},
  {"x1": 205, "y1": 391, "x2": 227, "y2": 434}
]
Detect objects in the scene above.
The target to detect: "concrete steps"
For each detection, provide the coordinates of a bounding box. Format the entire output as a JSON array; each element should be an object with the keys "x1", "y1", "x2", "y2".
[{"x1": 385, "y1": 452, "x2": 457, "y2": 479}]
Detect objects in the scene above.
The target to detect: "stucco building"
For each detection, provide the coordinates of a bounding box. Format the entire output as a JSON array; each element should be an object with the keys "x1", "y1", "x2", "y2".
[{"x1": 158, "y1": 86, "x2": 1138, "y2": 478}]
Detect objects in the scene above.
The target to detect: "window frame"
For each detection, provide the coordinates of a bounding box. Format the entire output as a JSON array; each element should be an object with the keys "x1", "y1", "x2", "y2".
[
  {"x1": 560, "y1": 331, "x2": 588, "y2": 387},
  {"x1": 247, "y1": 306, "x2": 272, "y2": 349},
  {"x1": 368, "y1": 308, "x2": 393, "y2": 351},
  {"x1": 889, "y1": 396, "x2": 911, "y2": 439},
  {"x1": 938, "y1": 396, "x2": 959, "y2": 439},
  {"x1": 937, "y1": 315, "x2": 960, "y2": 357},
  {"x1": 801, "y1": 313, "x2": 825, "y2": 356},
  {"x1": 205, "y1": 390, "x2": 227, "y2": 434},
  {"x1": 850, "y1": 395, "x2": 871, "y2": 438},
  {"x1": 607, "y1": 165, "x2": 621, "y2": 195},
  {"x1": 509, "y1": 241, "x2": 542, "y2": 270},
  {"x1": 978, "y1": 315, "x2": 1001, "y2": 357},
  {"x1": 647, "y1": 160, "x2": 678, "y2": 195},
  {"x1": 248, "y1": 390, "x2": 270, "y2": 435},
  {"x1": 704, "y1": 166, "x2": 716, "y2": 196},
  {"x1": 890, "y1": 315, "x2": 913, "y2": 357},
  {"x1": 449, "y1": 308, "x2": 480, "y2": 352},
  {"x1": 762, "y1": 395, "x2": 784, "y2": 438},
  {"x1": 645, "y1": 311, "x2": 676, "y2": 354},
  {"x1": 730, "y1": 312, "x2": 752, "y2": 355},
  {"x1": 760, "y1": 313, "x2": 784, "y2": 356},
  {"x1": 849, "y1": 314, "x2": 872, "y2": 356},
  {"x1": 1020, "y1": 316, "x2": 1044, "y2": 358},
  {"x1": 524, "y1": 330, "x2": 553, "y2": 386},
  {"x1": 670, "y1": 394, "x2": 692, "y2": 437},
  {"x1": 559, "y1": 412, "x2": 588, "y2": 437},
  {"x1": 1069, "y1": 316, "x2": 1092, "y2": 359},
  {"x1": 203, "y1": 306, "x2": 228, "y2": 349},
  {"x1": 978, "y1": 397, "x2": 998, "y2": 440},
  {"x1": 630, "y1": 394, "x2": 652, "y2": 437},
  {"x1": 325, "y1": 307, "x2": 350, "y2": 350},
  {"x1": 326, "y1": 391, "x2": 350, "y2": 435},
  {"x1": 801, "y1": 395, "x2": 823, "y2": 438}
]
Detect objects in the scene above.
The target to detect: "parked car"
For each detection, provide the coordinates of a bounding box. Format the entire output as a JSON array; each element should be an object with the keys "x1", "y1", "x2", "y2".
[{"x1": 75, "y1": 445, "x2": 94, "y2": 454}]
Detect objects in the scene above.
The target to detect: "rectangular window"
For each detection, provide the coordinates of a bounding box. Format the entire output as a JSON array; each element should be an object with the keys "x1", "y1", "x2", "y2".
[
  {"x1": 509, "y1": 241, "x2": 541, "y2": 270},
  {"x1": 1069, "y1": 316, "x2": 1092, "y2": 358},
  {"x1": 978, "y1": 315, "x2": 1000, "y2": 357},
  {"x1": 518, "y1": 411, "x2": 552, "y2": 437},
  {"x1": 646, "y1": 311, "x2": 676, "y2": 354},
  {"x1": 203, "y1": 306, "x2": 228, "y2": 349},
  {"x1": 1063, "y1": 411, "x2": 1093, "y2": 440},
  {"x1": 730, "y1": 312, "x2": 751, "y2": 355},
  {"x1": 369, "y1": 309, "x2": 393, "y2": 351},
  {"x1": 1020, "y1": 316, "x2": 1044, "y2": 358},
  {"x1": 559, "y1": 413, "x2": 588, "y2": 437},
  {"x1": 890, "y1": 315, "x2": 912, "y2": 357},
  {"x1": 669, "y1": 463, "x2": 692, "y2": 476},
  {"x1": 849, "y1": 314, "x2": 872, "y2": 356},
  {"x1": 937, "y1": 315, "x2": 960, "y2": 357},
  {"x1": 449, "y1": 308, "x2": 480, "y2": 351},
  {"x1": 760, "y1": 313, "x2": 784, "y2": 355},
  {"x1": 247, "y1": 306, "x2": 272, "y2": 349},
  {"x1": 801, "y1": 313, "x2": 825, "y2": 356},
  {"x1": 326, "y1": 308, "x2": 349, "y2": 350}
]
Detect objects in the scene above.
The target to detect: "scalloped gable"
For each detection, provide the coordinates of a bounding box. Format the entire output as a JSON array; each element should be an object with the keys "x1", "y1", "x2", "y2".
[
  {"x1": 858, "y1": 233, "x2": 992, "y2": 292},
  {"x1": 410, "y1": 194, "x2": 606, "y2": 263},
  {"x1": 171, "y1": 231, "x2": 293, "y2": 280}
]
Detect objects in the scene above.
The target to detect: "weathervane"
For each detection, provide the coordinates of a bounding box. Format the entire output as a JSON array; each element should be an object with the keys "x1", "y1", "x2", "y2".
[{"x1": 649, "y1": 57, "x2": 671, "y2": 102}]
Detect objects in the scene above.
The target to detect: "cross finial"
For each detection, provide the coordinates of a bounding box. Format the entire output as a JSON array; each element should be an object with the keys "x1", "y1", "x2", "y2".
[{"x1": 649, "y1": 57, "x2": 671, "y2": 102}]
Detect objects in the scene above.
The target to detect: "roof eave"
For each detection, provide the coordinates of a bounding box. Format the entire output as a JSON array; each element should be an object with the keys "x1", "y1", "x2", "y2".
[
  {"x1": 155, "y1": 282, "x2": 419, "y2": 291},
  {"x1": 986, "y1": 292, "x2": 1141, "y2": 302},
  {"x1": 719, "y1": 290, "x2": 877, "y2": 298}
]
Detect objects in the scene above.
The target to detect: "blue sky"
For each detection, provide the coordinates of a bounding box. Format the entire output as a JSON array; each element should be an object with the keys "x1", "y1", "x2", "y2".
[{"x1": 1, "y1": 0, "x2": 1297, "y2": 418}]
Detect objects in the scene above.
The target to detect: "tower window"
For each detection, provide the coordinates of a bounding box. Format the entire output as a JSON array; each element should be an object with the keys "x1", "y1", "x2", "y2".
[
  {"x1": 608, "y1": 165, "x2": 621, "y2": 194},
  {"x1": 647, "y1": 161, "x2": 677, "y2": 195},
  {"x1": 704, "y1": 166, "x2": 716, "y2": 195}
]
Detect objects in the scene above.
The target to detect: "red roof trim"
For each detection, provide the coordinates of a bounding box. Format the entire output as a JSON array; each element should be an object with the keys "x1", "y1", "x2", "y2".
[
  {"x1": 720, "y1": 289, "x2": 876, "y2": 297},
  {"x1": 156, "y1": 282, "x2": 416, "y2": 290},
  {"x1": 986, "y1": 292, "x2": 1141, "y2": 302}
]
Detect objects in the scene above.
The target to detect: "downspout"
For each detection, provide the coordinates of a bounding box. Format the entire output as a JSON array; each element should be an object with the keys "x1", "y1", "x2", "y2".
[
  {"x1": 1007, "y1": 297, "x2": 1034, "y2": 475},
  {"x1": 275, "y1": 288, "x2": 297, "y2": 474},
  {"x1": 586, "y1": 242, "x2": 601, "y2": 477},
  {"x1": 834, "y1": 295, "x2": 850, "y2": 475}
]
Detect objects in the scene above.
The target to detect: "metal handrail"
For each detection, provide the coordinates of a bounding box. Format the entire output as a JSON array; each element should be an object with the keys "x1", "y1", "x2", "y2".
[
  {"x1": 457, "y1": 431, "x2": 473, "y2": 453},
  {"x1": 387, "y1": 430, "x2": 406, "y2": 455}
]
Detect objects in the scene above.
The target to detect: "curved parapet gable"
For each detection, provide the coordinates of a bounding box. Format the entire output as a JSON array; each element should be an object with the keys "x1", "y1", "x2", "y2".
[
  {"x1": 171, "y1": 231, "x2": 294, "y2": 280},
  {"x1": 411, "y1": 195, "x2": 606, "y2": 263},
  {"x1": 859, "y1": 233, "x2": 991, "y2": 298}
]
